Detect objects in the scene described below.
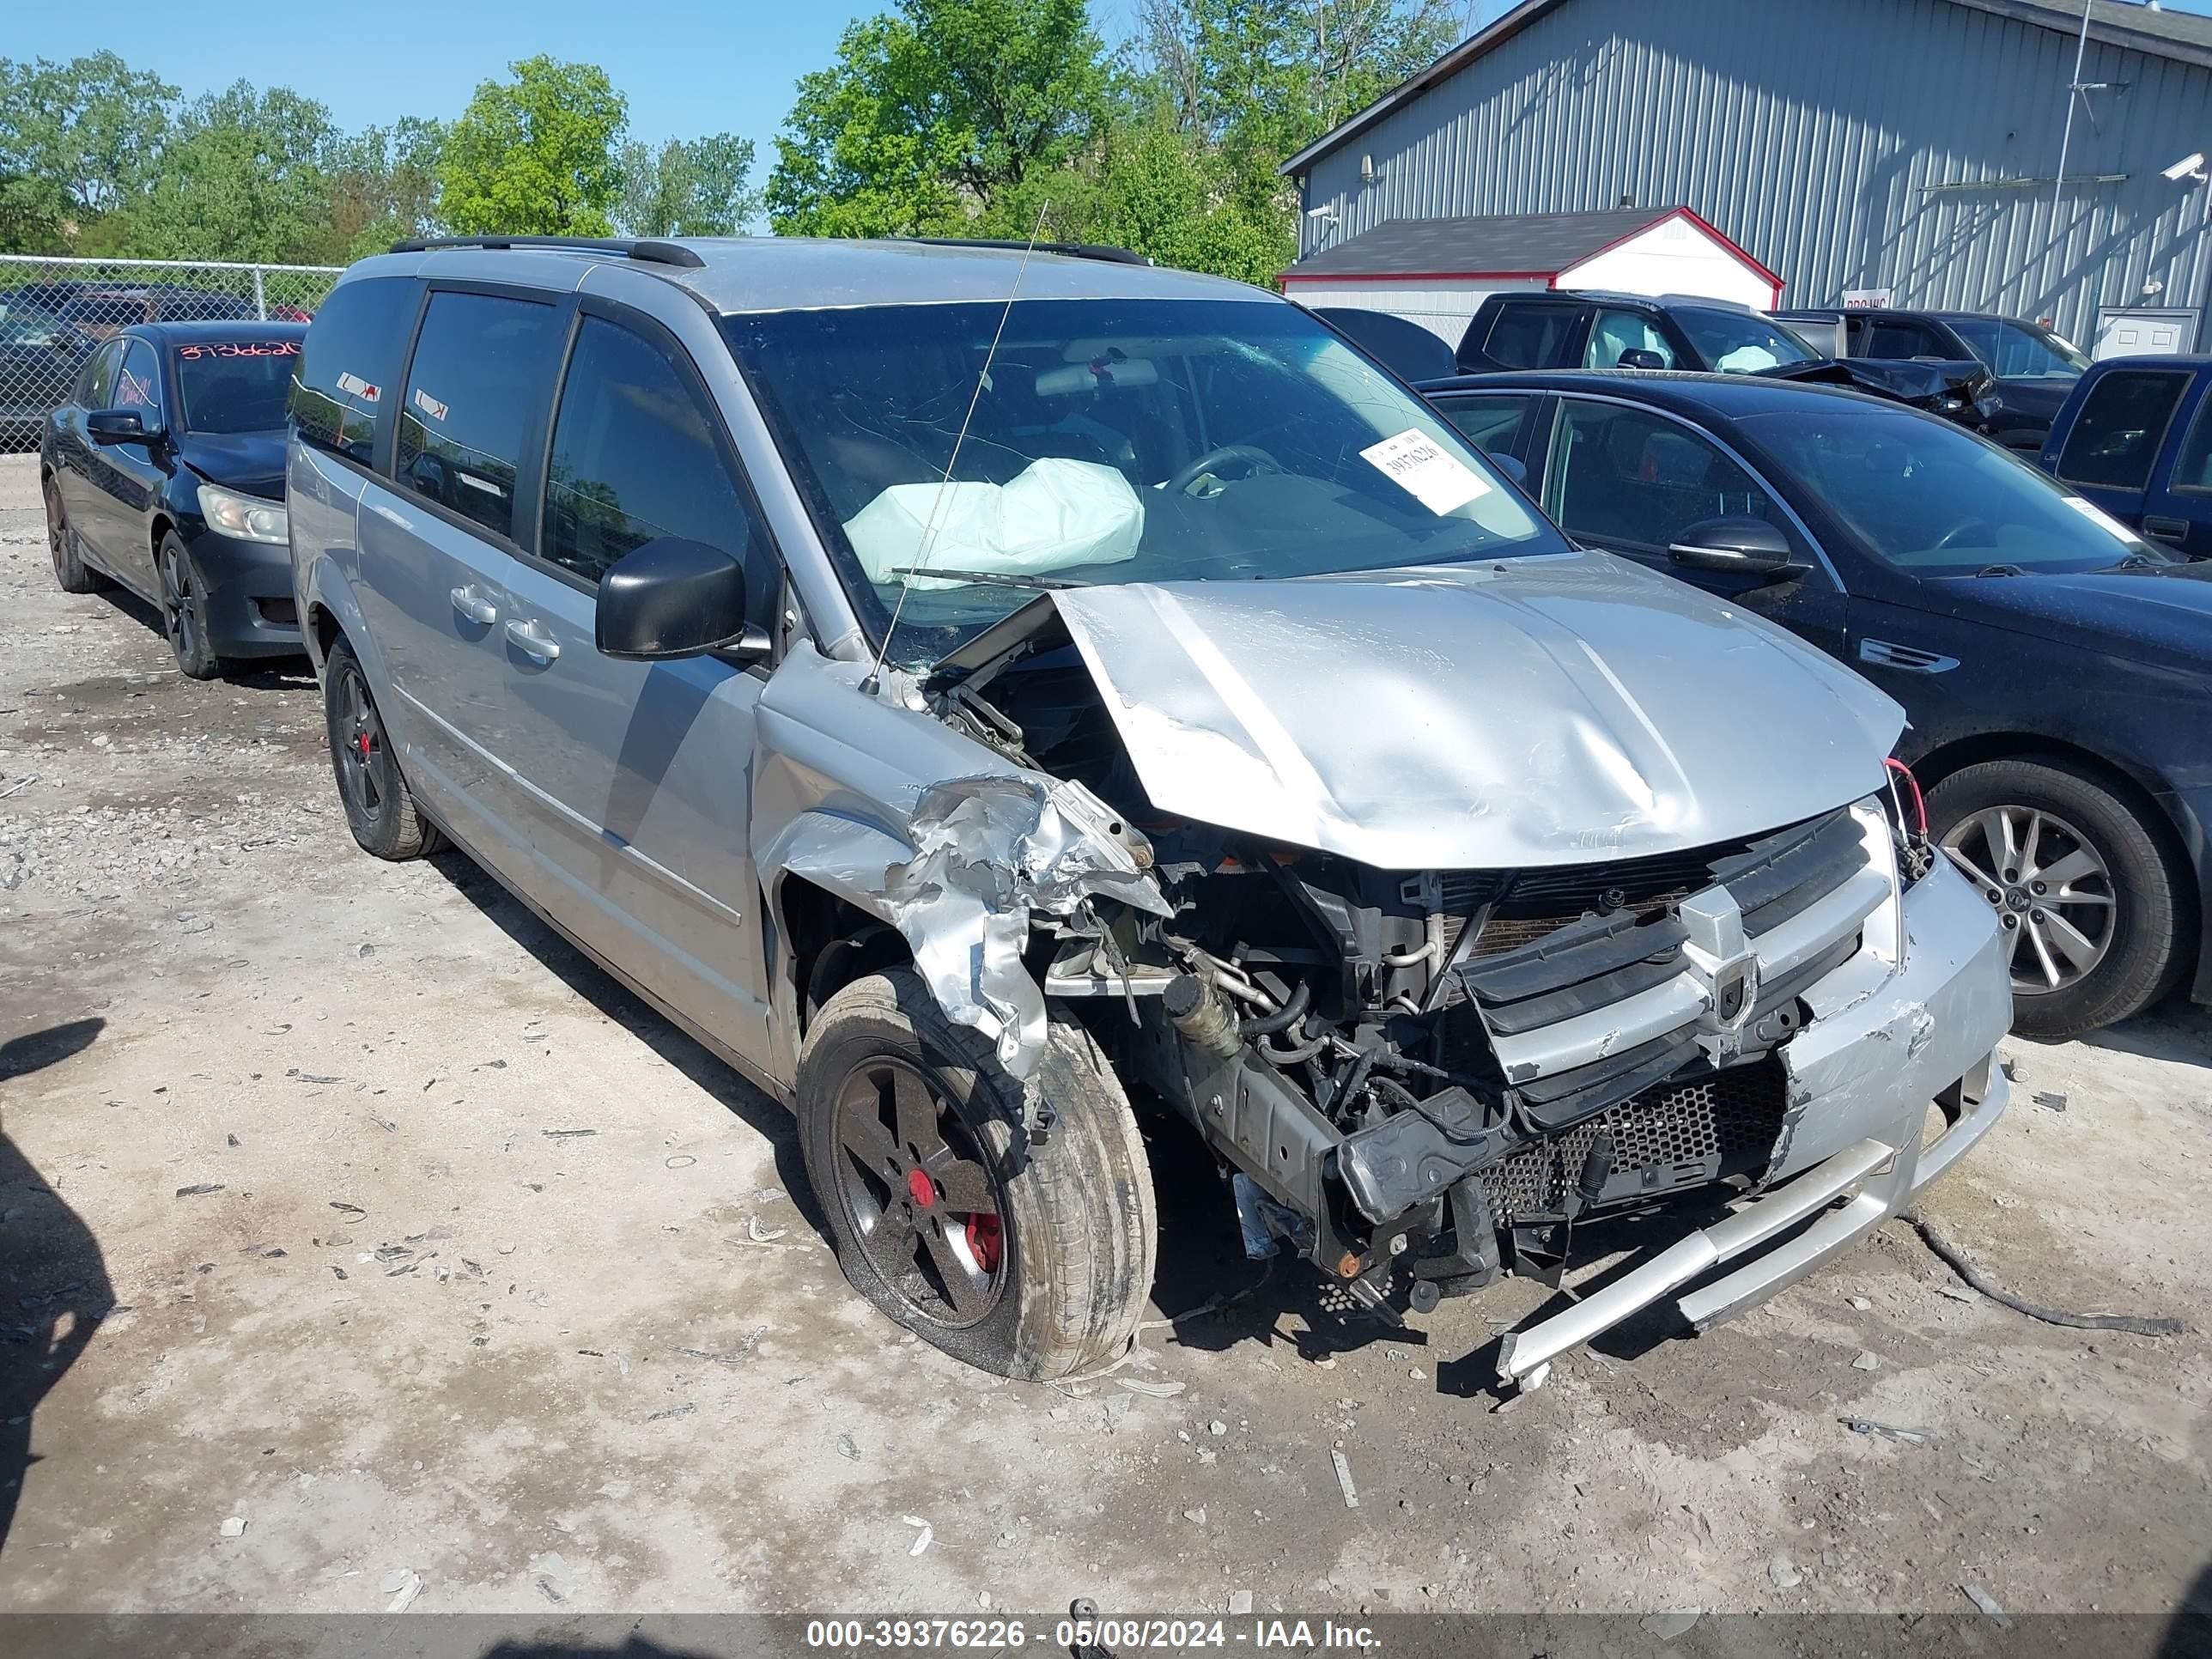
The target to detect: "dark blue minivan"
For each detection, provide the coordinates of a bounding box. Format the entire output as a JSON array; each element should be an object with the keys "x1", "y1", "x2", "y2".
[{"x1": 2039, "y1": 355, "x2": 2212, "y2": 557}]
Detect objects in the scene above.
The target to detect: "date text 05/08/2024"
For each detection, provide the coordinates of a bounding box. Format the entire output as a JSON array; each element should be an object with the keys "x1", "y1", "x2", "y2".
[{"x1": 803, "y1": 1618, "x2": 1380, "y2": 1650}]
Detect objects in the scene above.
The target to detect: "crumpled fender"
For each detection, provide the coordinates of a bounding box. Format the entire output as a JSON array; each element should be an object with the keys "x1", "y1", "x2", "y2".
[
  {"x1": 753, "y1": 646, "x2": 1170, "y2": 1080},
  {"x1": 768, "y1": 775, "x2": 1169, "y2": 1079}
]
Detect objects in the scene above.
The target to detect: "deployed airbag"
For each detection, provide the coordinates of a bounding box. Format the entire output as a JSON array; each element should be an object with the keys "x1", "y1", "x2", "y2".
[{"x1": 844, "y1": 457, "x2": 1144, "y2": 591}]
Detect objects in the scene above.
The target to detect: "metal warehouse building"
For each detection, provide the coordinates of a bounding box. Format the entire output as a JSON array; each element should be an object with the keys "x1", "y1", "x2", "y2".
[{"x1": 1283, "y1": 0, "x2": 2212, "y2": 354}]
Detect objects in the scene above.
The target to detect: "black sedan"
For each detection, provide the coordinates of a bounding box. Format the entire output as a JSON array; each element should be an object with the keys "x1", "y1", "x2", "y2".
[
  {"x1": 40, "y1": 321, "x2": 307, "y2": 677},
  {"x1": 1420, "y1": 368, "x2": 2212, "y2": 1037}
]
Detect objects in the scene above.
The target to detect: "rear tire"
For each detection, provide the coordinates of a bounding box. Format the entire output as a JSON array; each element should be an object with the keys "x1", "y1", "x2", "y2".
[
  {"x1": 796, "y1": 970, "x2": 1156, "y2": 1380},
  {"x1": 1927, "y1": 757, "x2": 2185, "y2": 1037},
  {"x1": 323, "y1": 637, "x2": 441, "y2": 860},
  {"x1": 44, "y1": 475, "x2": 104, "y2": 595}
]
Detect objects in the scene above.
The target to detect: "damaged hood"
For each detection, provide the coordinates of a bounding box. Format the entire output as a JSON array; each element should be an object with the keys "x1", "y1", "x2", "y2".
[{"x1": 1044, "y1": 550, "x2": 1904, "y2": 870}]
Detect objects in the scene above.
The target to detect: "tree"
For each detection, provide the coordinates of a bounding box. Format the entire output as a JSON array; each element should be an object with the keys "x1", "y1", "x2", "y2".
[
  {"x1": 767, "y1": 0, "x2": 1110, "y2": 238},
  {"x1": 1136, "y1": 0, "x2": 1463, "y2": 214},
  {"x1": 439, "y1": 57, "x2": 627, "y2": 237},
  {"x1": 325, "y1": 116, "x2": 446, "y2": 261},
  {"x1": 0, "y1": 52, "x2": 179, "y2": 251},
  {"x1": 112, "y1": 82, "x2": 337, "y2": 264},
  {"x1": 615, "y1": 134, "x2": 759, "y2": 237}
]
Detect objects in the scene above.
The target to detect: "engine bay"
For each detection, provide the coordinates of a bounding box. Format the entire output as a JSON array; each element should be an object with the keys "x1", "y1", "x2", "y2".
[{"x1": 926, "y1": 613, "x2": 1927, "y2": 1312}]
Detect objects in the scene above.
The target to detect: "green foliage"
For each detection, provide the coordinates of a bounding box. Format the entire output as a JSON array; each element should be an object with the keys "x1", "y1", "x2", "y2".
[
  {"x1": 0, "y1": 52, "x2": 179, "y2": 251},
  {"x1": 439, "y1": 56, "x2": 629, "y2": 238},
  {"x1": 325, "y1": 117, "x2": 447, "y2": 261},
  {"x1": 110, "y1": 82, "x2": 338, "y2": 264},
  {"x1": 1139, "y1": 0, "x2": 1462, "y2": 208},
  {"x1": 767, "y1": 0, "x2": 1110, "y2": 238},
  {"x1": 766, "y1": 0, "x2": 1462, "y2": 284},
  {"x1": 616, "y1": 134, "x2": 760, "y2": 238}
]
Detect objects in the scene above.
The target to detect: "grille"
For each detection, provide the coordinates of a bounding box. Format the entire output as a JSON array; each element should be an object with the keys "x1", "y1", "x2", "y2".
[{"x1": 1480, "y1": 1063, "x2": 1784, "y2": 1220}]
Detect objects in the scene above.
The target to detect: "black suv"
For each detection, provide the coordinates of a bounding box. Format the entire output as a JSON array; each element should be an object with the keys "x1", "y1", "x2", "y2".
[
  {"x1": 1777, "y1": 307, "x2": 2090, "y2": 453},
  {"x1": 1458, "y1": 290, "x2": 1989, "y2": 425}
]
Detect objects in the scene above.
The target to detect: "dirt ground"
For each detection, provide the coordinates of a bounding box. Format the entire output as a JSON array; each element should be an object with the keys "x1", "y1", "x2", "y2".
[{"x1": 2, "y1": 453, "x2": 2209, "y2": 1626}]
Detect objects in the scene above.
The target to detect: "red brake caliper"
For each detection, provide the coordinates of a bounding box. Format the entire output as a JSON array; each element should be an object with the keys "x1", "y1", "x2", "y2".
[{"x1": 965, "y1": 1212, "x2": 1002, "y2": 1274}]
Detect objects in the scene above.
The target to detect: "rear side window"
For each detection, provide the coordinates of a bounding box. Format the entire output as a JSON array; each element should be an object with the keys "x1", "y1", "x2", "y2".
[
  {"x1": 2055, "y1": 370, "x2": 2190, "y2": 491},
  {"x1": 1435, "y1": 393, "x2": 1534, "y2": 456},
  {"x1": 540, "y1": 315, "x2": 772, "y2": 613},
  {"x1": 291, "y1": 276, "x2": 419, "y2": 464},
  {"x1": 395, "y1": 291, "x2": 566, "y2": 541},
  {"x1": 1480, "y1": 305, "x2": 1577, "y2": 369},
  {"x1": 76, "y1": 339, "x2": 121, "y2": 408}
]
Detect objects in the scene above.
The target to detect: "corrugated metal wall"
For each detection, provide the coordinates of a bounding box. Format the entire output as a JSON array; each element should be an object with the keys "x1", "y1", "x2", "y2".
[{"x1": 1295, "y1": 0, "x2": 2212, "y2": 343}]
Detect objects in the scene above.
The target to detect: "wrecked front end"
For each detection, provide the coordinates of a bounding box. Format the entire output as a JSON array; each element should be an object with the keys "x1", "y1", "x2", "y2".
[{"x1": 805, "y1": 559, "x2": 2013, "y2": 1384}]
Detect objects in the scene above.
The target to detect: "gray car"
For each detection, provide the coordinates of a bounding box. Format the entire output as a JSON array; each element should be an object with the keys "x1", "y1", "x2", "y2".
[{"x1": 287, "y1": 234, "x2": 2014, "y2": 1389}]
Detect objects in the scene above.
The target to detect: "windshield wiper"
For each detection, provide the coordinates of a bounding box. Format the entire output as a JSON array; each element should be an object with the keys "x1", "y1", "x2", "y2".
[
  {"x1": 890, "y1": 567, "x2": 1086, "y2": 591},
  {"x1": 1974, "y1": 562, "x2": 2027, "y2": 578},
  {"x1": 2104, "y1": 551, "x2": 2169, "y2": 572}
]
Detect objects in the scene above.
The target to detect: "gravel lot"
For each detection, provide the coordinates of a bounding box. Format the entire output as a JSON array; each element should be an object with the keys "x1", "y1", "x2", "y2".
[{"x1": 2, "y1": 453, "x2": 2209, "y2": 1626}]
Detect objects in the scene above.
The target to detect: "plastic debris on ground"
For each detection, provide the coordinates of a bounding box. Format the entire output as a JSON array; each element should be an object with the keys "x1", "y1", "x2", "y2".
[
  {"x1": 1331, "y1": 1449, "x2": 1359, "y2": 1510},
  {"x1": 381, "y1": 1569, "x2": 423, "y2": 1613},
  {"x1": 1961, "y1": 1583, "x2": 2010, "y2": 1626},
  {"x1": 902, "y1": 1516, "x2": 933, "y2": 1557},
  {"x1": 1841, "y1": 1416, "x2": 1931, "y2": 1446}
]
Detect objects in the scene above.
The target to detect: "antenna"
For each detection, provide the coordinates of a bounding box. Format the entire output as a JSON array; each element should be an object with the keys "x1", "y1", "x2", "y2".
[{"x1": 861, "y1": 202, "x2": 1052, "y2": 696}]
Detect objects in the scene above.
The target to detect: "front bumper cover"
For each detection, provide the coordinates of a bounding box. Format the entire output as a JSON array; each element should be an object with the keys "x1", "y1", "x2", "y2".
[
  {"x1": 1496, "y1": 855, "x2": 2013, "y2": 1387},
  {"x1": 189, "y1": 526, "x2": 303, "y2": 657}
]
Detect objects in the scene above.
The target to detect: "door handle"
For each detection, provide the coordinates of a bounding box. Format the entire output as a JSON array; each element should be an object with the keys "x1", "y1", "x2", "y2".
[
  {"x1": 2142, "y1": 514, "x2": 2189, "y2": 544},
  {"x1": 450, "y1": 584, "x2": 498, "y2": 624},
  {"x1": 504, "y1": 618, "x2": 561, "y2": 663}
]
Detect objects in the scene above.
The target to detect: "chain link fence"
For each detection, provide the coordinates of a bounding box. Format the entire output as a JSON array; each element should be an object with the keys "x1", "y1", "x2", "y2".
[{"x1": 1, "y1": 254, "x2": 343, "y2": 450}]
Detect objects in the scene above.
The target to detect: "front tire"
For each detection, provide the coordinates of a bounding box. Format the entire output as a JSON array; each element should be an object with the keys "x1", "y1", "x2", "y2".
[
  {"x1": 1928, "y1": 757, "x2": 2185, "y2": 1037},
  {"x1": 323, "y1": 637, "x2": 441, "y2": 860},
  {"x1": 157, "y1": 531, "x2": 222, "y2": 680},
  {"x1": 44, "y1": 475, "x2": 104, "y2": 595},
  {"x1": 797, "y1": 970, "x2": 1156, "y2": 1380}
]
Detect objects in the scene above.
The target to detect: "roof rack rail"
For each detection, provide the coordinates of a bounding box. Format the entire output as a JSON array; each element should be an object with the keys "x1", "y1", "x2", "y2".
[
  {"x1": 387, "y1": 235, "x2": 707, "y2": 270},
  {"x1": 902, "y1": 237, "x2": 1152, "y2": 267}
]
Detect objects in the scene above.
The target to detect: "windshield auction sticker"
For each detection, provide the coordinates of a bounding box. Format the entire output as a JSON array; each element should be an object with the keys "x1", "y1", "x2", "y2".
[
  {"x1": 1359, "y1": 428, "x2": 1492, "y2": 515},
  {"x1": 2063, "y1": 495, "x2": 2142, "y2": 544}
]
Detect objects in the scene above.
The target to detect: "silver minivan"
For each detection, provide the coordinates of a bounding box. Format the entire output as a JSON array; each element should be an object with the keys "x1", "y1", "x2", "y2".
[{"x1": 288, "y1": 235, "x2": 2013, "y2": 1389}]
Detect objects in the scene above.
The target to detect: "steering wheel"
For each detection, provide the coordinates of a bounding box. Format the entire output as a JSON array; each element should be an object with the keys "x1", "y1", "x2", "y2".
[
  {"x1": 1931, "y1": 518, "x2": 1996, "y2": 554},
  {"x1": 1167, "y1": 443, "x2": 1284, "y2": 497}
]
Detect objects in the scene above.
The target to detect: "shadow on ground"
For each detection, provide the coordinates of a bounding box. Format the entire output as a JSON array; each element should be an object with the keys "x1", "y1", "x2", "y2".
[
  {"x1": 0, "y1": 1017, "x2": 115, "y2": 1559},
  {"x1": 2081, "y1": 1002, "x2": 2212, "y2": 1072},
  {"x1": 93, "y1": 586, "x2": 314, "y2": 690}
]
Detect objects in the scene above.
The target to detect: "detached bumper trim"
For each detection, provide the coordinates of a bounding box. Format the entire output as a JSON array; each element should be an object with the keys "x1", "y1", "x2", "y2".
[{"x1": 1497, "y1": 1061, "x2": 2008, "y2": 1385}]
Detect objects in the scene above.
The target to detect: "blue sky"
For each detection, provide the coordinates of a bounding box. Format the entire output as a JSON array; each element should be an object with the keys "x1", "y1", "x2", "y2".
[
  {"x1": 8, "y1": 0, "x2": 1146, "y2": 191},
  {"x1": 15, "y1": 0, "x2": 2212, "y2": 200}
]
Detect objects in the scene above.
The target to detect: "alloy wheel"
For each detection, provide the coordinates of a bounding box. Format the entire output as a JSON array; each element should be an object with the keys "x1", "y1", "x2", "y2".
[
  {"x1": 44, "y1": 478, "x2": 67, "y2": 576},
  {"x1": 337, "y1": 668, "x2": 387, "y2": 820},
  {"x1": 830, "y1": 1056, "x2": 1006, "y2": 1328},
  {"x1": 1939, "y1": 804, "x2": 2116, "y2": 995},
  {"x1": 159, "y1": 544, "x2": 202, "y2": 667}
]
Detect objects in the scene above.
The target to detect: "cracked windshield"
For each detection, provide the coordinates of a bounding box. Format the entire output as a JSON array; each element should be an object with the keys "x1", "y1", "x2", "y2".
[{"x1": 724, "y1": 297, "x2": 1561, "y2": 664}]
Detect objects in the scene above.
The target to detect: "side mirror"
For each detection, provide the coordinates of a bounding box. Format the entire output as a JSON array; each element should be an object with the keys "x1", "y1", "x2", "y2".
[
  {"x1": 596, "y1": 536, "x2": 769, "y2": 662},
  {"x1": 1617, "y1": 348, "x2": 1669, "y2": 371},
  {"x1": 88, "y1": 408, "x2": 155, "y2": 446},
  {"x1": 1668, "y1": 516, "x2": 1809, "y2": 578},
  {"x1": 1486, "y1": 452, "x2": 1528, "y2": 488}
]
